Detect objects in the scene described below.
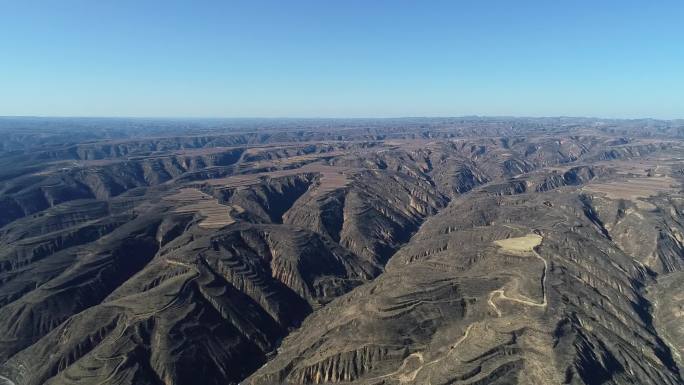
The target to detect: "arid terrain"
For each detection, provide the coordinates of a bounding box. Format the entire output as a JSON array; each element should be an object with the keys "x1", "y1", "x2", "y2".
[{"x1": 1, "y1": 117, "x2": 684, "y2": 385}]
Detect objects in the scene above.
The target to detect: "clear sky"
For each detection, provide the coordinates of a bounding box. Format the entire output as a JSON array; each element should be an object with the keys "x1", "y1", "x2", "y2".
[{"x1": 1, "y1": 0, "x2": 683, "y2": 118}]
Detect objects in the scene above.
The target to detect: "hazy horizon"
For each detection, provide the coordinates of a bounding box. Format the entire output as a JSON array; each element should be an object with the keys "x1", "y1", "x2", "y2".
[{"x1": 1, "y1": 115, "x2": 683, "y2": 122}]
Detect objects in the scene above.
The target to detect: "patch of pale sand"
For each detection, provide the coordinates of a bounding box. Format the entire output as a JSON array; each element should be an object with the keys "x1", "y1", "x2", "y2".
[{"x1": 493, "y1": 234, "x2": 543, "y2": 253}]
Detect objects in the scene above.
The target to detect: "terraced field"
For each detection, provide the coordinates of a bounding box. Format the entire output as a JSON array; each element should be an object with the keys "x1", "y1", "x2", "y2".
[{"x1": 166, "y1": 188, "x2": 241, "y2": 229}]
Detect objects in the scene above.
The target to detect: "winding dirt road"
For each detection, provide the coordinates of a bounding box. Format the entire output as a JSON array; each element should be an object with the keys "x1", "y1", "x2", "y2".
[
  {"x1": 488, "y1": 250, "x2": 548, "y2": 317},
  {"x1": 366, "y1": 324, "x2": 475, "y2": 384}
]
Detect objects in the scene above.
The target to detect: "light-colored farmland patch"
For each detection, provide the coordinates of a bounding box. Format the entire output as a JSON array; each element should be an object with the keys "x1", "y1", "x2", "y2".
[
  {"x1": 494, "y1": 234, "x2": 543, "y2": 253},
  {"x1": 165, "y1": 188, "x2": 237, "y2": 229},
  {"x1": 592, "y1": 158, "x2": 675, "y2": 177},
  {"x1": 204, "y1": 163, "x2": 355, "y2": 195},
  {"x1": 583, "y1": 176, "x2": 678, "y2": 209},
  {"x1": 269, "y1": 151, "x2": 347, "y2": 165}
]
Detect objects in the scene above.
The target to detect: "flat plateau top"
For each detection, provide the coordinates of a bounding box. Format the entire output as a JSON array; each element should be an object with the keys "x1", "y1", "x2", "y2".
[{"x1": 494, "y1": 234, "x2": 543, "y2": 253}]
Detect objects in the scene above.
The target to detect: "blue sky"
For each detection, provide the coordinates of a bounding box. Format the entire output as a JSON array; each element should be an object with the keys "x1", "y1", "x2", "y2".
[{"x1": 1, "y1": 0, "x2": 683, "y2": 118}]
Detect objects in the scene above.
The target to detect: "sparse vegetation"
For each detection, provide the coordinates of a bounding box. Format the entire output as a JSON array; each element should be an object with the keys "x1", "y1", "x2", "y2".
[{"x1": 1, "y1": 117, "x2": 684, "y2": 385}]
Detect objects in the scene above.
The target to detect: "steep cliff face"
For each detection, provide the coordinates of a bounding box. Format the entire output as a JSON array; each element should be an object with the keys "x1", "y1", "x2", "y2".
[
  {"x1": 215, "y1": 174, "x2": 317, "y2": 224},
  {"x1": 285, "y1": 170, "x2": 447, "y2": 265},
  {"x1": 335, "y1": 172, "x2": 446, "y2": 265},
  {"x1": 284, "y1": 188, "x2": 347, "y2": 242}
]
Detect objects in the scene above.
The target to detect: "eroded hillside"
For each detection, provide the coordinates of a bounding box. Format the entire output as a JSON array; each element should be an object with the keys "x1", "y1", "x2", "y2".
[{"x1": 1, "y1": 117, "x2": 683, "y2": 385}]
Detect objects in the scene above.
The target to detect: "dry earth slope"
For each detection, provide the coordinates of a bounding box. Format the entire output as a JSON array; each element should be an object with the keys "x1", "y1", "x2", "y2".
[{"x1": 0, "y1": 117, "x2": 683, "y2": 385}]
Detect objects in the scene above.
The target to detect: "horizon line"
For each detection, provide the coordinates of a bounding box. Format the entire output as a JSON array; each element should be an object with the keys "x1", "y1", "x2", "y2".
[{"x1": 1, "y1": 114, "x2": 682, "y2": 122}]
